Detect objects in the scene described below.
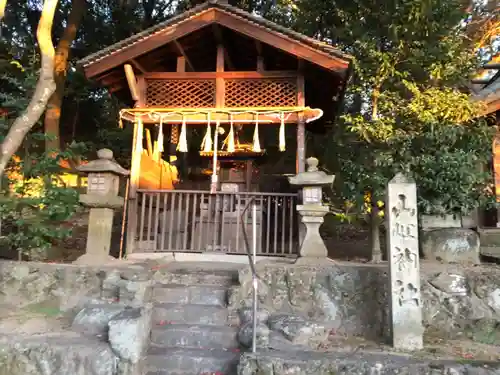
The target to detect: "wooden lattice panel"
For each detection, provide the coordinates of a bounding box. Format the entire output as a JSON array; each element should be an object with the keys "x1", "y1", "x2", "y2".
[
  {"x1": 224, "y1": 78, "x2": 297, "y2": 108},
  {"x1": 146, "y1": 79, "x2": 216, "y2": 107}
]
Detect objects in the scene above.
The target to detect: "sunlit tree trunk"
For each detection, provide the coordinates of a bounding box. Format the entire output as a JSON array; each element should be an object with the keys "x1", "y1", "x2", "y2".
[
  {"x1": 44, "y1": 0, "x2": 86, "y2": 151},
  {"x1": 0, "y1": 0, "x2": 59, "y2": 179},
  {"x1": 369, "y1": 82, "x2": 383, "y2": 262},
  {"x1": 370, "y1": 202, "x2": 382, "y2": 262}
]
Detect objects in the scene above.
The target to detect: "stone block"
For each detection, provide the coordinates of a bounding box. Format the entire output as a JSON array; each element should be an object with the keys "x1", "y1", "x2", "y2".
[
  {"x1": 428, "y1": 273, "x2": 469, "y2": 295},
  {"x1": 0, "y1": 333, "x2": 117, "y2": 375},
  {"x1": 422, "y1": 228, "x2": 480, "y2": 264},
  {"x1": 72, "y1": 304, "x2": 126, "y2": 337},
  {"x1": 238, "y1": 306, "x2": 270, "y2": 324},
  {"x1": 108, "y1": 305, "x2": 153, "y2": 364},
  {"x1": 478, "y1": 228, "x2": 500, "y2": 260},
  {"x1": 118, "y1": 279, "x2": 152, "y2": 306},
  {"x1": 421, "y1": 214, "x2": 461, "y2": 229},
  {"x1": 267, "y1": 314, "x2": 328, "y2": 346},
  {"x1": 237, "y1": 321, "x2": 270, "y2": 348},
  {"x1": 151, "y1": 324, "x2": 238, "y2": 349},
  {"x1": 466, "y1": 318, "x2": 500, "y2": 345}
]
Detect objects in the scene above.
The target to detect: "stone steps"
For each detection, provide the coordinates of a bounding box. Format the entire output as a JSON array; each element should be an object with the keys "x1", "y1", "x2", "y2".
[
  {"x1": 145, "y1": 348, "x2": 240, "y2": 375},
  {"x1": 152, "y1": 284, "x2": 228, "y2": 306},
  {"x1": 152, "y1": 303, "x2": 230, "y2": 326},
  {"x1": 154, "y1": 270, "x2": 237, "y2": 287},
  {"x1": 146, "y1": 264, "x2": 242, "y2": 375},
  {"x1": 151, "y1": 324, "x2": 239, "y2": 349}
]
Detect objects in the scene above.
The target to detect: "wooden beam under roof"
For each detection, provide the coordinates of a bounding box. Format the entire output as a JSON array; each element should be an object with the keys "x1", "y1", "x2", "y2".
[
  {"x1": 130, "y1": 59, "x2": 146, "y2": 73},
  {"x1": 143, "y1": 71, "x2": 297, "y2": 79},
  {"x1": 101, "y1": 73, "x2": 126, "y2": 86},
  {"x1": 212, "y1": 24, "x2": 235, "y2": 70},
  {"x1": 173, "y1": 40, "x2": 194, "y2": 71},
  {"x1": 255, "y1": 41, "x2": 264, "y2": 71}
]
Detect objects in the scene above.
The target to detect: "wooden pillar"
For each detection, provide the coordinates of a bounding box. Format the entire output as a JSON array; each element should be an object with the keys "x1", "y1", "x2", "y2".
[
  {"x1": 216, "y1": 45, "x2": 225, "y2": 107},
  {"x1": 296, "y1": 61, "x2": 306, "y2": 174},
  {"x1": 209, "y1": 45, "x2": 225, "y2": 194},
  {"x1": 126, "y1": 118, "x2": 143, "y2": 255},
  {"x1": 246, "y1": 159, "x2": 253, "y2": 192}
]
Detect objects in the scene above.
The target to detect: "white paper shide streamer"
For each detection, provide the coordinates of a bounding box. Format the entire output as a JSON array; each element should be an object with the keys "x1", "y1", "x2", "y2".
[
  {"x1": 201, "y1": 113, "x2": 213, "y2": 152},
  {"x1": 157, "y1": 117, "x2": 164, "y2": 153},
  {"x1": 279, "y1": 112, "x2": 285, "y2": 152},
  {"x1": 177, "y1": 116, "x2": 188, "y2": 153},
  {"x1": 227, "y1": 115, "x2": 235, "y2": 153},
  {"x1": 252, "y1": 114, "x2": 261, "y2": 152}
]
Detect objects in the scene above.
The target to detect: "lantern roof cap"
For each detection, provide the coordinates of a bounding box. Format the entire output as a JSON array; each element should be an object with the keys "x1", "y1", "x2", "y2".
[
  {"x1": 288, "y1": 157, "x2": 334, "y2": 186},
  {"x1": 77, "y1": 149, "x2": 130, "y2": 176}
]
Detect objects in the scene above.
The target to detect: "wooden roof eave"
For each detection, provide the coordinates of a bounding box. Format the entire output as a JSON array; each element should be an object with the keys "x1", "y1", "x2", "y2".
[{"x1": 81, "y1": 7, "x2": 350, "y2": 79}]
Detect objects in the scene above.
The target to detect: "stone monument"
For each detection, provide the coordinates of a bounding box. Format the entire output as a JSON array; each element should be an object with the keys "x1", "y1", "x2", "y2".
[
  {"x1": 386, "y1": 173, "x2": 423, "y2": 350},
  {"x1": 75, "y1": 149, "x2": 130, "y2": 265},
  {"x1": 288, "y1": 157, "x2": 334, "y2": 264}
]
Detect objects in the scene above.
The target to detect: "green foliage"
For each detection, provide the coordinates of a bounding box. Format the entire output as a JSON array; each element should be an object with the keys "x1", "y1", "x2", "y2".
[
  {"x1": 395, "y1": 122, "x2": 495, "y2": 215},
  {"x1": 0, "y1": 142, "x2": 84, "y2": 259},
  {"x1": 298, "y1": 0, "x2": 496, "y2": 217},
  {"x1": 95, "y1": 125, "x2": 133, "y2": 169}
]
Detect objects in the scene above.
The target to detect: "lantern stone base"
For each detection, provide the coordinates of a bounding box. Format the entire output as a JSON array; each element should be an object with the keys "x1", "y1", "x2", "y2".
[
  {"x1": 74, "y1": 208, "x2": 117, "y2": 266},
  {"x1": 295, "y1": 204, "x2": 330, "y2": 264}
]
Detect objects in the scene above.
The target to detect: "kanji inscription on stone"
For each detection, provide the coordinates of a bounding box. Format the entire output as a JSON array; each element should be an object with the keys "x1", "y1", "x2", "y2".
[{"x1": 386, "y1": 173, "x2": 423, "y2": 350}]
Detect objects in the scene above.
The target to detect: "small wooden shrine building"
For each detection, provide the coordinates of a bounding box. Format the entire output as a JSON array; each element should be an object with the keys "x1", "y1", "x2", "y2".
[{"x1": 79, "y1": 0, "x2": 352, "y2": 258}]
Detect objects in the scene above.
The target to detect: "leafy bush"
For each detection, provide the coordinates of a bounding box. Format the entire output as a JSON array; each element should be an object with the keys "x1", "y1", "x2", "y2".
[{"x1": 0, "y1": 143, "x2": 85, "y2": 260}]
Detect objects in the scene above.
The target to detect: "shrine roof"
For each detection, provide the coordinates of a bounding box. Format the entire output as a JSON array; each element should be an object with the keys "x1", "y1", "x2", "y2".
[{"x1": 78, "y1": 0, "x2": 351, "y2": 77}]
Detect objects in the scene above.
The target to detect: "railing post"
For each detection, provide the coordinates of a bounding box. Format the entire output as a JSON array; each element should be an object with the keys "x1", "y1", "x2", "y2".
[{"x1": 251, "y1": 200, "x2": 258, "y2": 353}]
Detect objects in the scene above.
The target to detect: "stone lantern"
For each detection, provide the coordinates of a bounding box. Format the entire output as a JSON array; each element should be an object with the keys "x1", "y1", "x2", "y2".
[
  {"x1": 75, "y1": 149, "x2": 129, "y2": 265},
  {"x1": 288, "y1": 157, "x2": 334, "y2": 263}
]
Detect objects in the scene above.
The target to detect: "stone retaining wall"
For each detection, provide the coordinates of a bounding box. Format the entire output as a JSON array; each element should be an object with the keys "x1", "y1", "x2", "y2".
[
  {"x1": 229, "y1": 261, "x2": 500, "y2": 343},
  {"x1": 238, "y1": 350, "x2": 500, "y2": 375}
]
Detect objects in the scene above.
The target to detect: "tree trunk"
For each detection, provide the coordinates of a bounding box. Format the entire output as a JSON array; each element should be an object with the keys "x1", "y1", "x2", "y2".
[
  {"x1": 44, "y1": 0, "x2": 86, "y2": 151},
  {"x1": 370, "y1": 206, "x2": 382, "y2": 262},
  {"x1": 0, "y1": 0, "x2": 6, "y2": 22},
  {"x1": 0, "y1": 0, "x2": 59, "y2": 179}
]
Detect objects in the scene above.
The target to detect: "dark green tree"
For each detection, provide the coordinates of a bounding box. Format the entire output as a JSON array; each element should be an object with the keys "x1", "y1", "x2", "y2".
[{"x1": 290, "y1": 0, "x2": 497, "y2": 260}]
